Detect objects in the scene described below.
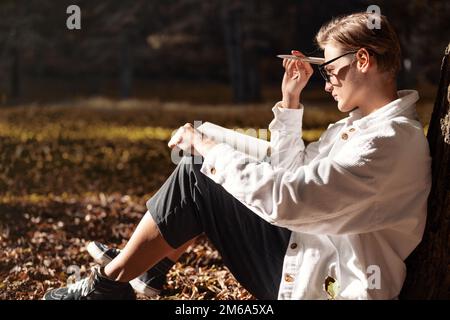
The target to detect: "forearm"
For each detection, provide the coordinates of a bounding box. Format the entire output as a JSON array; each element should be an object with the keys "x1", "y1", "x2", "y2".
[
  {"x1": 194, "y1": 135, "x2": 218, "y2": 158},
  {"x1": 281, "y1": 94, "x2": 302, "y2": 109},
  {"x1": 268, "y1": 101, "x2": 308, "y2": 169}
]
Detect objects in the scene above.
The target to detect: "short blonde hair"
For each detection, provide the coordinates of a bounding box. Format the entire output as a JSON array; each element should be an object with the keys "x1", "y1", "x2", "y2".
[{"x1": 315, "y1": 12, "x2": 402, "y2": 77}]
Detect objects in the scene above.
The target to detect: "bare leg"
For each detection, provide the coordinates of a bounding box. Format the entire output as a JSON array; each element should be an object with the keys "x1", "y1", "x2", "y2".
[{"x1": 104, "y1": 211, "x2": 195, "y2": 282}]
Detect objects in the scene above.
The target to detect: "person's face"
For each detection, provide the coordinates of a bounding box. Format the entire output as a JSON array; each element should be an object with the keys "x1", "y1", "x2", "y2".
[{"x1": 322, "y1": 44, "x2": 360, "y2": 113}]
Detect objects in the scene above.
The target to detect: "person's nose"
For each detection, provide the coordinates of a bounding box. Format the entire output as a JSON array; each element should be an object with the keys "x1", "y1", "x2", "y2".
[{"x1": 324, "y1": 81, "x2": 333, "y2": 93}]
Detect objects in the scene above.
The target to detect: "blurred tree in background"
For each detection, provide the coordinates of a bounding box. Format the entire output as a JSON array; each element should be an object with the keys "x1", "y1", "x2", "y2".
[{"x1": 0, "y1": 0, "x2": 448, "y2": 104}]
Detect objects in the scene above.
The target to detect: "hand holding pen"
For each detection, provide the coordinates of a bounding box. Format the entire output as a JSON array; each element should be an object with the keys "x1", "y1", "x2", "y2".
[{"x1": 280, "y1": 50, "x2": 316, "y2": 109}]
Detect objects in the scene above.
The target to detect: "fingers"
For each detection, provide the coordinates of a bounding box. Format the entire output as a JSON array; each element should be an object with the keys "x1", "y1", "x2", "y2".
[
  {"x1": 283, "y1": 53, "x2": 299, "y2": 70},
  {"x1": 168, "y1": 136, "x2": 181, "y2": 148},
  {"x1": 168, "y1": 130, "x2": 183, "y2": 148},
  {"x1": 286, "y1": 59, "x2": 300, "y2": 78},
  {"x1": 285, "y1": 59, "x2": 293, "y2": 77},
  {"x1": 292, "y1": 50, "x2": 313, "y2": 78},
  {"x1": 300, "y1": 58, "x2": 313, "y2": 77},
  {"x1": 168, "y1": 123, "x2": 196, "y2": 149},
  {"x1": 292, "y1": 50, "x2": 305, "y2": 58},
  {"x1": 283, "y1": 51, "x2": 304, "y2": 76},
  {"x1": 168, "y1": 124, "x2": 187, "y2": 148},
  {"x1": 282, "y1": 49, "x2": 314, "y2": 81}
]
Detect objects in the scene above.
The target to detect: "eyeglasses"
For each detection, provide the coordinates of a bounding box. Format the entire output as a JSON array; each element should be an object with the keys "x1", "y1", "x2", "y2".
[{"x1": 318, "y1": 51, "x2": 358, "y2": 83}]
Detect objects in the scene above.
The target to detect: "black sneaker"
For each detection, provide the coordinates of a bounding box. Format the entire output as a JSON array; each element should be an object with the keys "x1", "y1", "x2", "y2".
[
  {"x1": 86, "y1": 241, "x2": 121, "y2": 265},
  {"x1": 87, "y1": 241, "x2": 173, "y2": 297},
  {"x1": 43, "y1": 266, "x2": 136, "y2": 300}
]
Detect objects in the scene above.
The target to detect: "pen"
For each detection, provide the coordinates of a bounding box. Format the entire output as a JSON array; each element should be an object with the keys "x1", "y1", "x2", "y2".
[{"x1": 277, "y1": 55, "x2": 325, "y2": 65}]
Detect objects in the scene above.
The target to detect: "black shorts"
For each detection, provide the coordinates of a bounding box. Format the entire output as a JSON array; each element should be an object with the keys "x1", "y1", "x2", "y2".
[{"x1": 146, "y1": 156, "x2": 292, "y2": 300}]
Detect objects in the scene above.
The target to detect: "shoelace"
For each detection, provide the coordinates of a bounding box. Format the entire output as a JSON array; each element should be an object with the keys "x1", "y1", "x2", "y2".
[{"x1": 67, "y1": 271, "x2": 96, "y2": 297}]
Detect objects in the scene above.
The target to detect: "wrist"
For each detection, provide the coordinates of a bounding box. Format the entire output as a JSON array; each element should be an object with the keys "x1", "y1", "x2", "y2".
[
  {"x1": 196, "y1": 136, "x2": 217, "y2": 157},
  {"x1": 281, "y1": 96, "x2": 301, "y2": 109}
]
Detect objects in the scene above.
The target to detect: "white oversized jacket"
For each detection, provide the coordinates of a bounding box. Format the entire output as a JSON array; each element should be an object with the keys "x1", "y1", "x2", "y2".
[{"x1": 200, "y1": 90, "x2": 431, "y2": 300}]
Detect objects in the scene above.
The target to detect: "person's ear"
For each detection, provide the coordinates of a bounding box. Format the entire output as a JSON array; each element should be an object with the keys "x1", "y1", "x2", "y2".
[{"x1": 356, "y1": 48, "x2": 371, "y2": 73}]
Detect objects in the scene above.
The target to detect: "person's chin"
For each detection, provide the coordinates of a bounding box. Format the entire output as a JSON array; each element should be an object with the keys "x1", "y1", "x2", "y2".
[
  {"x1": 337, "y1": 100, "x2": 356, "y2": 113},
  {"x1": 336, "y1": 100, "x2": 347, "y2": 112}
]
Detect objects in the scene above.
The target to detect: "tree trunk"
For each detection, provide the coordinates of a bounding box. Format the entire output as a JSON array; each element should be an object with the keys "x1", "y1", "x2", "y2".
[
  {"x1": 400, "y1": 43, "x2": 450, "y2": 299},
  {"x1": 10, "y1": 30, "x2": 20, "y2": 101},
  {"x1": 119, "y1": 33, "x2": 133, "y2": 99},
  {"x1": 246, "y1": 60, "x2": 261, "y2": 102},
  {"x1": 221, "y1": 2, "x2": 245, "y2": 104}
]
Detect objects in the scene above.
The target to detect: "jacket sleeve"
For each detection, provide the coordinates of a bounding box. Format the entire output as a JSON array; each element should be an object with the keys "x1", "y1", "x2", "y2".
[
  {"x1": 268, "y1": 102, "x2": 320, "y2": 171},
  {"x1": 200, "y1": 135, "x2": 396, "y2": 235}
]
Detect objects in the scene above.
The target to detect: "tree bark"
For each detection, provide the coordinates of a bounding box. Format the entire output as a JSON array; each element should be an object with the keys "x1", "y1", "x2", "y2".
[
  {"x1": 10, "y1": 29, "x2": 20, "y2": 101},
  {"x1": 119, "y1": 32, "x2": 133, "y2": 99},
  {"x1": 400, "y1": 43, "x2": 450, "y2": 299},
  {"x1": 221, "y1": 2, "x2": 245, "y2": 104}
]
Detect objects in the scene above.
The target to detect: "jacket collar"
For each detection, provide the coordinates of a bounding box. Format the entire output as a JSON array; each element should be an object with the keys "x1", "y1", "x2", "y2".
[{"x1": 346, "y1": 90, "x2": 420, "y2": 129}]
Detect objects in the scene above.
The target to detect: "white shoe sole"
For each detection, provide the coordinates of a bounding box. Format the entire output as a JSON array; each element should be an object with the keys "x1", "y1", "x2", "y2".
[
  {"x1": 86, "y1": 242, "x2": 160, "y2": 297},
  {"x1": 87, "y1": 242, "x2": 112, "y2": 265}
]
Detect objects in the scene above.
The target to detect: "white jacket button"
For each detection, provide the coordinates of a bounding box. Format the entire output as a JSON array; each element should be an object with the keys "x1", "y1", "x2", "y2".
[{"x1": 284, "y1": 274, "x2": 295, "y2": 282}]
